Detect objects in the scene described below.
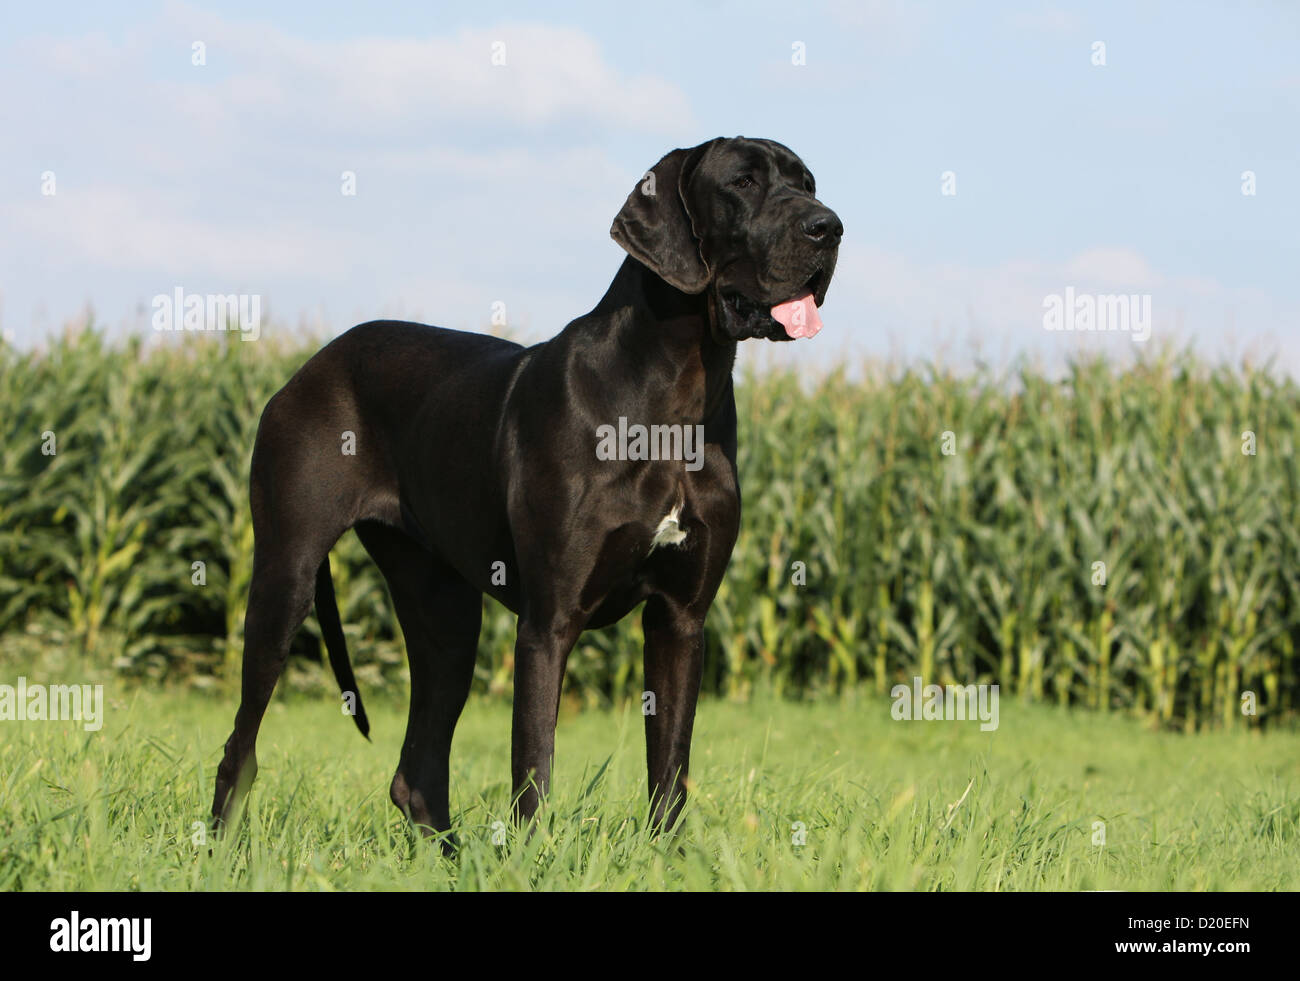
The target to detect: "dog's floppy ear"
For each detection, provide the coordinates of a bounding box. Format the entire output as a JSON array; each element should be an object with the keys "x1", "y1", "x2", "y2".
[{"x1": 610, "y1": 141, "x2": 716, "y2": 294}]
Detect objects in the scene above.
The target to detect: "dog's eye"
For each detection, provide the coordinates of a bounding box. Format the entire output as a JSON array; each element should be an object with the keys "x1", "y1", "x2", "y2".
[{"x1": 729, "y1": 174, "x2": 754, "y2": 189}]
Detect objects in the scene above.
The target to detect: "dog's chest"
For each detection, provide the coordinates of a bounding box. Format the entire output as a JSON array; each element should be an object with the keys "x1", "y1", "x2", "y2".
[{"x1": 649, "y1": 504, "x2": 688, "y2": 551}]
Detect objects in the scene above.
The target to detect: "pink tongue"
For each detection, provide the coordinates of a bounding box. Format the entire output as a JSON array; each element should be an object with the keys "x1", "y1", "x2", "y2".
[{"x1": 769, "y1": 292, "x2": 823, "y2": 339}]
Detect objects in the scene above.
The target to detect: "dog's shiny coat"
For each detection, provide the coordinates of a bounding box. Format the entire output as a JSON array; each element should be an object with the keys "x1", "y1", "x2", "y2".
[{"x1": 211, "y1": 137, "x2": 842, "y2": 842}]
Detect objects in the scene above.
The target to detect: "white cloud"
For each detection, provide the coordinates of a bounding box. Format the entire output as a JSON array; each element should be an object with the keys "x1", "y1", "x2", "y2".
[
  {"x1": 7, "y1": 186, "x2": 348, "y2": 278},
  {"x1": 1005, "y1": 9, "x2": 1083, "y2": 34},
  {"x1": 141, "y1": 2, "x2": 693, "y2": 133},
  {"x1": 1063, "y1": 247, "x2": 1162, "y2": 287},
  {"x1": 826, "y1": 241, "x2": 1300, "y2": 374},
  {"x1": 0, "y1": 3, "x2": 693, "y2": 336}
]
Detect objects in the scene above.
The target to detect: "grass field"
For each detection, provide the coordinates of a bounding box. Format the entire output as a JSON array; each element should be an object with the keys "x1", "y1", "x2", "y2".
[
  {"x1": 2, "y1": 684, "x2": 1297, "y2": 891},
  {"x1": 4, "y1": 334, "x2": 1300, "y2": 892}
]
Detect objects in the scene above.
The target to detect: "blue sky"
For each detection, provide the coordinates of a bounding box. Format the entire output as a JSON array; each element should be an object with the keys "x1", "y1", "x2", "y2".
[{"x1": 2, "y1": 1, "x2": 1297, "y2": 373}]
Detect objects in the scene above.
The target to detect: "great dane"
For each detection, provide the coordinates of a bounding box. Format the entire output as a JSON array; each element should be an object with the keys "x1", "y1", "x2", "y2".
[{"x1": 211, "y1": 136, "x2": 842, "y2": 844}]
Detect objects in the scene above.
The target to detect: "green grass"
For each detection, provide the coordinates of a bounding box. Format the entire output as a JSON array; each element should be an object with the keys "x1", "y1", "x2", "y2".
[{"x1": 2, "y1": 685, "x2": 1297, "y2": 890}]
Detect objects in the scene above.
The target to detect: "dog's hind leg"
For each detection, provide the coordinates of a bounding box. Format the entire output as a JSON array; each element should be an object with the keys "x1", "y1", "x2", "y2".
[
  {"x1": 211, "y1": 404, "x2": 365, "y2": 828},
  {"x1": 355, "y1": 522, "x2": 480, "y2": 851},
  {"x1": 211, "y1": 551, "x2": 333, "y2": 827}
]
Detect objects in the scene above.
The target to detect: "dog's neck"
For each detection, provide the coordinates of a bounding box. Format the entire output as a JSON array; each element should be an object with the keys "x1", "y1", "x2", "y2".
[{"x1": 578, "y1": 256, "x2": 737, "y2": 426}]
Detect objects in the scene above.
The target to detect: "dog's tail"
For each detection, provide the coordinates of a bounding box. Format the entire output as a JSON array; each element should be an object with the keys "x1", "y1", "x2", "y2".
[{"x1": 315, "y1": 558, "x2": 370, "y2": 739}]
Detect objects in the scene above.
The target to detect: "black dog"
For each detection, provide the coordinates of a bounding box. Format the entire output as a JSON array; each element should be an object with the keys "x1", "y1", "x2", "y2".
[{"x1": 211, "y1": 136, "x2": 841, "y2": 842}]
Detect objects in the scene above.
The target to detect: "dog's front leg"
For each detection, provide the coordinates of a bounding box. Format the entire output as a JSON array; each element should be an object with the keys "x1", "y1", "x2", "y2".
[
  {"x1": 510, "y1": 615, "x2": 584, "y2": 823},
  {"x1": 641, "y1": 594, "x2": 707, "y2": 831}
]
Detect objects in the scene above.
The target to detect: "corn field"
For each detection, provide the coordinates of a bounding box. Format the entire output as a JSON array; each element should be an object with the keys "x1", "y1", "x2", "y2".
[{"x1": 2, "y1": 328, "x2": 1297, "y2": 729}]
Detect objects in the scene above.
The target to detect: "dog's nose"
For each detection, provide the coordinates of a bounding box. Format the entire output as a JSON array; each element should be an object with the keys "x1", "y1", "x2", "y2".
[{"x1": 801, "y1": 209, "x2": 843, "y2": 246}]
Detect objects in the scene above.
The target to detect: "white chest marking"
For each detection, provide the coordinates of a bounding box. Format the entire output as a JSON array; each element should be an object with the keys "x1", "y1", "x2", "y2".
[{"x1": 649, "y1": 505, "x2": 688, "y2": 551}]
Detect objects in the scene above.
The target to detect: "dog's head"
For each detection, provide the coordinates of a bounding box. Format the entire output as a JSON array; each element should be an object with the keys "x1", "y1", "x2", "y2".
[{"x1": 611, "y1": 136, "x2": 842, "y2": 341}]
